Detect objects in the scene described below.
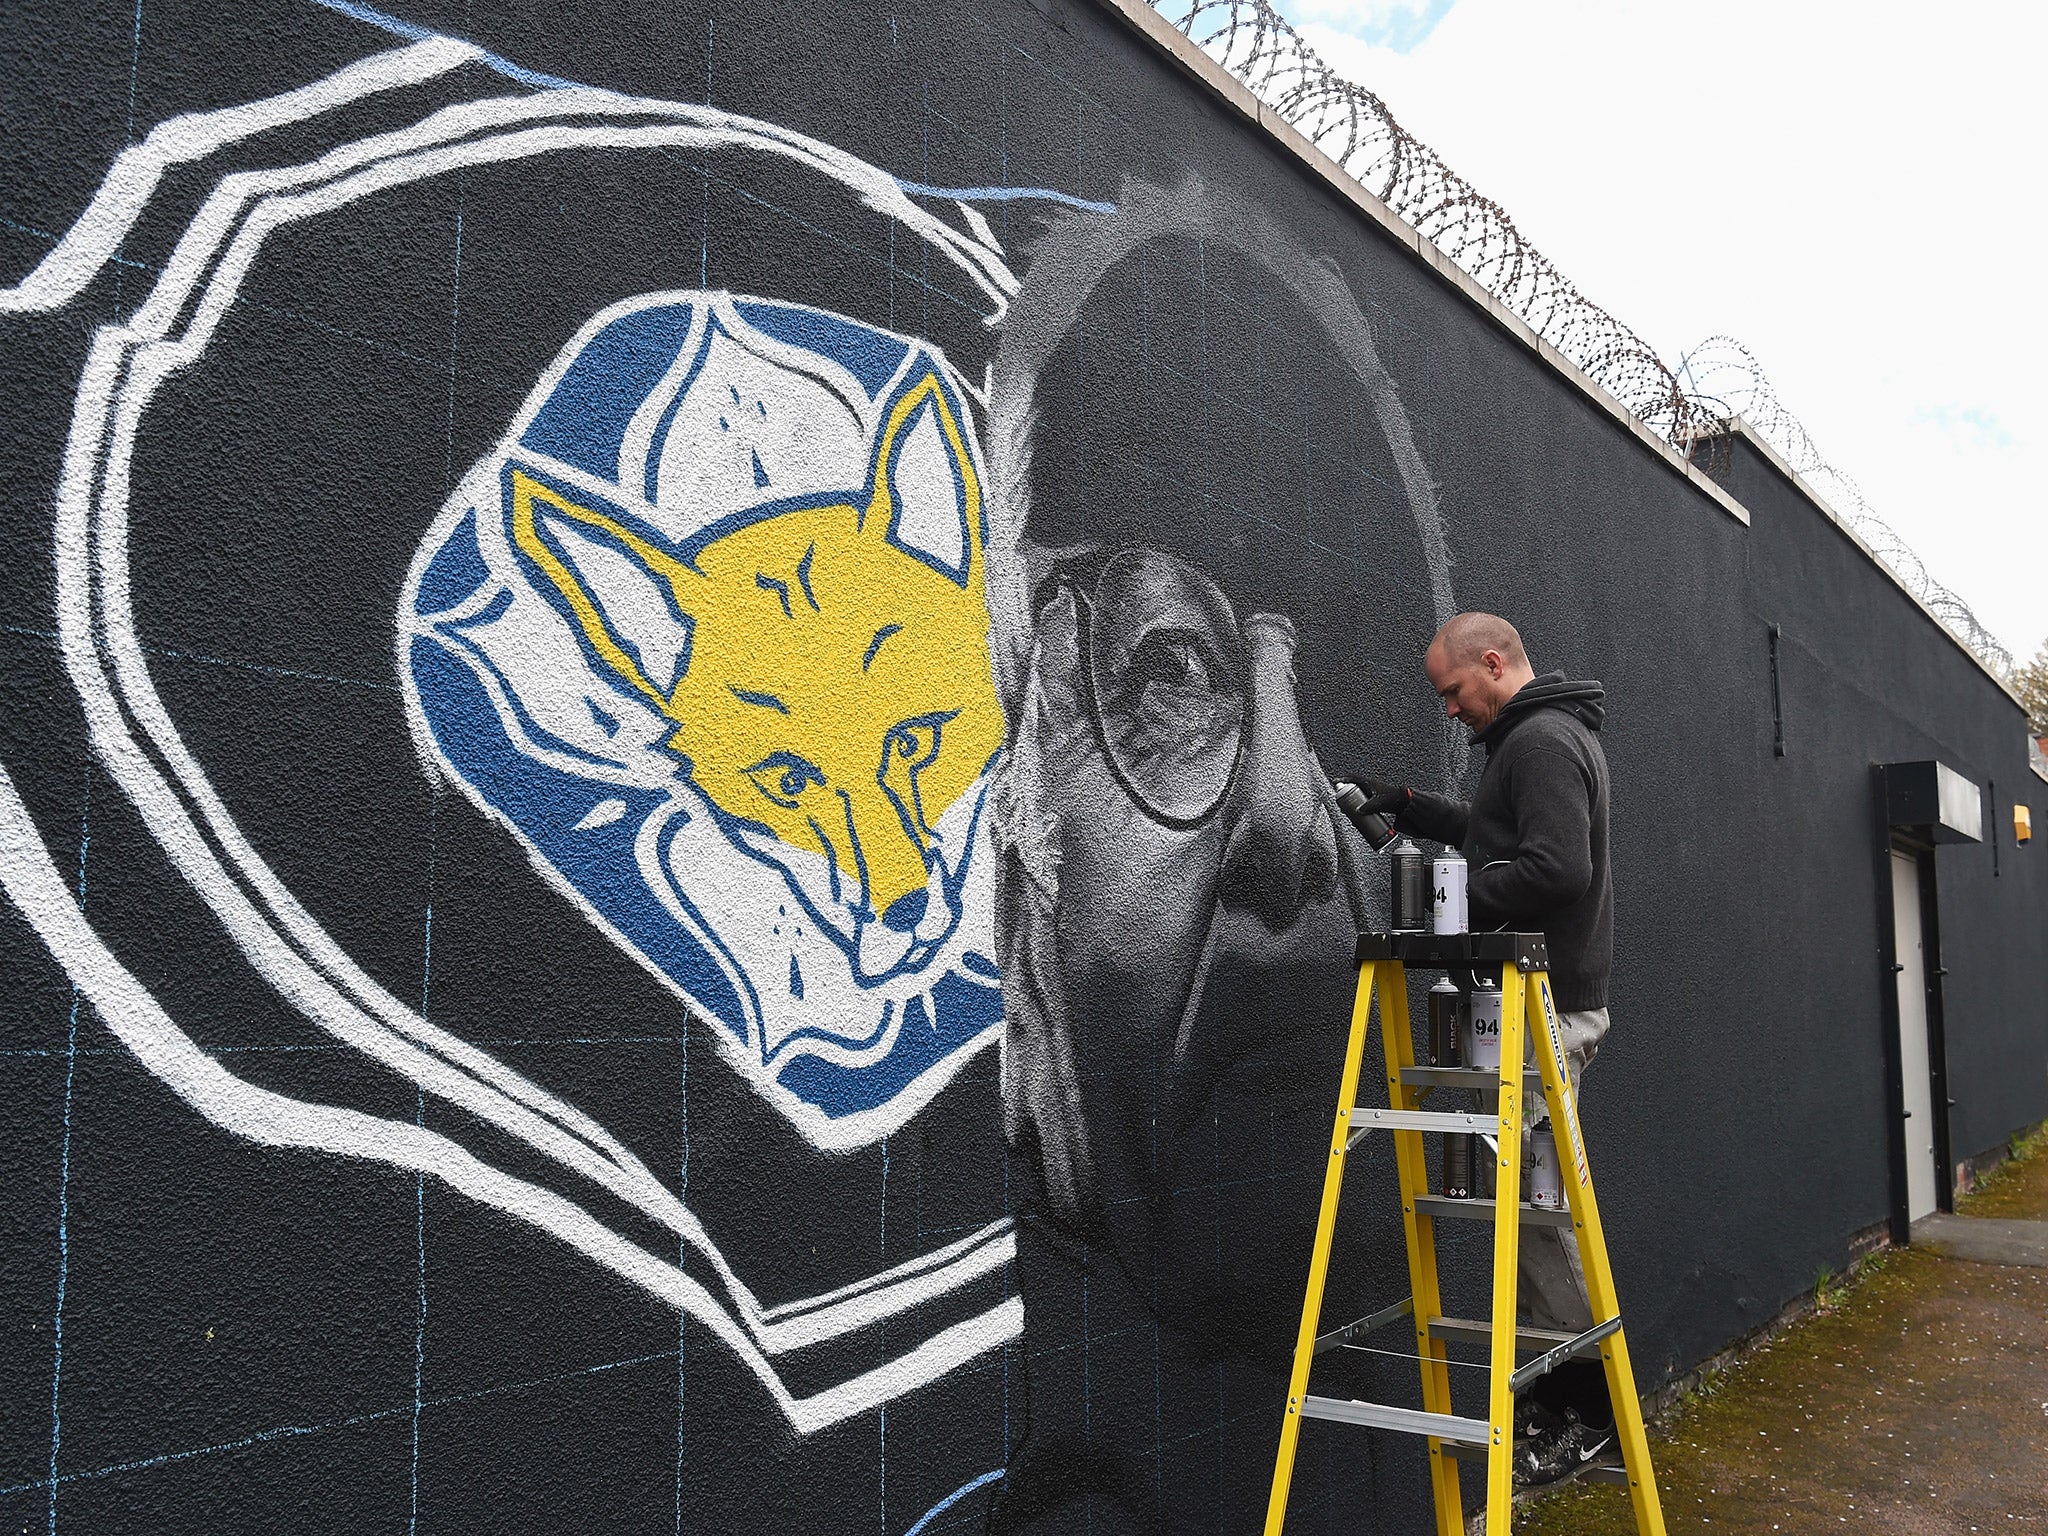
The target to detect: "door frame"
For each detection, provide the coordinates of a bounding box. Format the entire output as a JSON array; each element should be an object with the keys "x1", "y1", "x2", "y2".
[
  {"x1": 1870, "y1": 765, "x2": 1955, "y2": 1242},
  {"x1": 1911, "y1": 847, "x2": 1954, "y2": 1210}
]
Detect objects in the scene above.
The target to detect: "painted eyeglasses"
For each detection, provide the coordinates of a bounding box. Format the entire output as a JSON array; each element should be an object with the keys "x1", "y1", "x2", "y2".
[{"x1": 1055, "y1": 547, "x2": 1249, "y2": 828}]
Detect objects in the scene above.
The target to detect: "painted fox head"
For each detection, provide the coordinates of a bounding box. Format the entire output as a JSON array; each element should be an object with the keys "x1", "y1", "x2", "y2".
[{"x1": 508, "y1": 369, "x2": 1004, "y2": 982}]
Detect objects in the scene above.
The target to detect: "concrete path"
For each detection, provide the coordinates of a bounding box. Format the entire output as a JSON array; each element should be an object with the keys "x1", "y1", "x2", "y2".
[{"x1": 1911, "y1": 1209, "x2": 2048, "y2": 1266}]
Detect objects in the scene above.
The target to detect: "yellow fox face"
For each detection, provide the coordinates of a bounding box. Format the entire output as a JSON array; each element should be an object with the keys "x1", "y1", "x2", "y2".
[{"x1": 508, "y1": 373, "x2": 1003, "y2": 978}]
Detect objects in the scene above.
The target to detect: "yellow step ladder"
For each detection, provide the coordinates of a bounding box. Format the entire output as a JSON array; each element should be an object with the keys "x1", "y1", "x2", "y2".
[{"x1": 1264, "y1": 931, "x2": 1666, "y2": 1535}]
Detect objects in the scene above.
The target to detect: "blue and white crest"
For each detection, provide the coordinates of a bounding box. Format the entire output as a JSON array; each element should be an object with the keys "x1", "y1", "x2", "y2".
[{"x1": 400, "y1": 292, "x2": 1006, "y2": 1147}]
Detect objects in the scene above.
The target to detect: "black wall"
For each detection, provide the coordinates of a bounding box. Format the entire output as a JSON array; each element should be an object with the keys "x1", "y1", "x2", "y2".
[{"x1": 2, "y1": 1, "x2": 2042, "y2": 1532}]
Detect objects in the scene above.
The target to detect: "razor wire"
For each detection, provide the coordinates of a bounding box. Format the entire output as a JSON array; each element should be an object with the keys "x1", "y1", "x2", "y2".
[
  {"x1": 1162, "y1": 0, "x2": 2015, "y2": 680},
  {"x1": 1676, "y1": 337, "x2": 2015, "y2": 676}
]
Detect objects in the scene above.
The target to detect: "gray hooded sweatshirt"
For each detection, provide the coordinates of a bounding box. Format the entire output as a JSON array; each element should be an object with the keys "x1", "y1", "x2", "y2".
[{"x1": 1398, "y1": 674, "x2": 1612, "y2": 1011}]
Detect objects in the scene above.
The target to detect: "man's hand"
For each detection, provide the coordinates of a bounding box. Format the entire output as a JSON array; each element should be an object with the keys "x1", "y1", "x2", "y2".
[{"x1": 1336, "y1": 777, "x2": 1412, "y2": 818}]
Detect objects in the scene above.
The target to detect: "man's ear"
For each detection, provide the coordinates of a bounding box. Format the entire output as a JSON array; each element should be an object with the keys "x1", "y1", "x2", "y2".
[{"x1": 506, "y1": 468, "x2": 696, "y2": 709}]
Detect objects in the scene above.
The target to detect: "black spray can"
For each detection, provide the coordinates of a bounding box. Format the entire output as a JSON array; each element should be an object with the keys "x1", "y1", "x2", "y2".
[
  {"x1": 1426, "y1": 976, "x2": 1463, "y2": 1067},
  {"x1": 1389, "y1": 838, "x2": 1427, "y2": 932},
  {"x1": 1442, "y1": 1133, "x2": 1474, "y2": 1200},
  {"x1": 1332, "y1": 780, "x2": 1398, "y2": 852}
]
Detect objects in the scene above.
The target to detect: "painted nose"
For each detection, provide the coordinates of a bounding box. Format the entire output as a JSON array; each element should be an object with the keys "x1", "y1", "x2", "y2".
[
  {"x1": 1217, "y1": 612, "x2": 1339, "y2": 930},
  {"x1": 880, "y1": 889, "x2": 929, "y2": 933}
]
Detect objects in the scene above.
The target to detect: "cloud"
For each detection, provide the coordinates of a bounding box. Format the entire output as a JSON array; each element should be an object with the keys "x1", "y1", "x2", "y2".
[
  {"x1": 1274, "y1": 0, "x2": 1454, "y2": 54},
  {"x1": 1910, "y1": 405, "x2": 2017, "y2": 452}
]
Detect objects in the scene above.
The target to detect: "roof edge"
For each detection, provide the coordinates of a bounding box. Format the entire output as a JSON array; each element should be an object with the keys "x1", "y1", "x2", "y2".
[
  {"x1": 1091, "y1": 0, "x2": 1749, "y2": 529},
  {"x1": 1715, "y1": 418, "x2": 2027, "y2": 714},
  {"x1": 1091, "y1": 0, "x2": 2026, "y2": 714}
]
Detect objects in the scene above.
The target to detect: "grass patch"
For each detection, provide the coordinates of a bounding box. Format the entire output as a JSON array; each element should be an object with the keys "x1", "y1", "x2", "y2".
[
  {"x1": 1514, "y1": 1246, "x2": 1933, "y2": 1535},
  {"x1": 1957, "y1": 1118, "x2": 2048, "y2": 1220},
  {"x1": 1811, "y1": 1265, "x2": 1850, "y2": 1314}
]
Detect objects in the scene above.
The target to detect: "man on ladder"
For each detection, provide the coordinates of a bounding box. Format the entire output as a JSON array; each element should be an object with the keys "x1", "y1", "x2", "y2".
[{"x1": 1343, "y1": 610, "x2": 1615, "y2": 1486}]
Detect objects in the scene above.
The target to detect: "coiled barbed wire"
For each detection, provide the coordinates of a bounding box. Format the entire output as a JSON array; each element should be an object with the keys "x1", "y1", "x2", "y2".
[
  {"x1": 1163, "y1": 0, "x2": 2014, "y2": 680},
  {"x1": 1168, "y1": 0, "x2": 1705, "y2": 440},
  {"x1": 1677, "y1": 337, "x2": 2014, "y2": 675}
]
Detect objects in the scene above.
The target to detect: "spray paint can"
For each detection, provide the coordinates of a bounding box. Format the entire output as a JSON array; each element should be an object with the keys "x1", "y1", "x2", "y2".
[
  {"x1": 1332, "y1": 781, "x2": 1398, "y2": 852},
  {"x1": 1389, "y1": 839, "x2": 1427, "y2": 931},
  {"x1": 1430, "y1": 850, "x2": 1468, "y2": 935},
  {"x1": 1426, "y1": 977, "x2": 1463, "y2": 1067},
  {"x1": 1528, "y1": 1122, "x2": 1563, "y2": 1210},
  {"x1": 1466, "y1": 980, "x2": 1503, "y2": 1072},
  {"x1": 1442, "y1": 1133, "x2": 1474, "y2": 1200}
]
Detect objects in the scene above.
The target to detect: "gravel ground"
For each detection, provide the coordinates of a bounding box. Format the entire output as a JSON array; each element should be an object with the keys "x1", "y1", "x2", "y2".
[{"x1": 1514, "y1": 1128, "x2": 2048, "y2": 1535}]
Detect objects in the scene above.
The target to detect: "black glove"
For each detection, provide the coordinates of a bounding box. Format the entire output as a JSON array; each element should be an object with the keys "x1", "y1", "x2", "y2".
[{"x1": 1337, "y1": 777, "x2": 1411, "y2": 818}]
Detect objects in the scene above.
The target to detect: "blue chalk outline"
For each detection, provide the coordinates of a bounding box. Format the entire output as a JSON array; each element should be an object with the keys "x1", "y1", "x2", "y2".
[
  {"x1": 896, "y1": 180, "x2": 1116, "y2": 215},
  {"x1": 902, "y1": 1468, "x2": 1005, "y2": 1536},
  {"x1": 307, "y1": 0, "x2": 1117, "y2": 216},
  {"x1": 307, "y1": 0, "x2": 578, "y2": 89}
]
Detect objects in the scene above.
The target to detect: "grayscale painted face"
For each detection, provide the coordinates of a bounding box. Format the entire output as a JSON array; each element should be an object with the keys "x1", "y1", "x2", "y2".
[
  {"x1": 1044, "y1": 547, "x2": 1338, "y2": 986},
  {"x1": 981, "y1": 171, "x2": 1454, "y2": 1339},
  {"x1": 997, "y1": 545, "x2": 1352, "y2": 1247}
]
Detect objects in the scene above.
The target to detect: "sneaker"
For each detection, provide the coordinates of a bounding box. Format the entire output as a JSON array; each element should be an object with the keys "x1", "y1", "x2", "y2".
[
  {"x1": 1512, "y1": 1395, "x2": 1559, "y2": 1443},
  {"x1": 1512, "y1": 1408, "x2": 1615, "y2": 1487}
]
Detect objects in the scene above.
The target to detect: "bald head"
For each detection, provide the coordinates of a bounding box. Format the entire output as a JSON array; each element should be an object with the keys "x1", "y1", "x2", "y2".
[
  {"x1": 1423, "y1": 611, "x2": 1536, "y2": 736},
  {"x1": 1429, "y1": 612, "x2": 1527, "y2": 670}
]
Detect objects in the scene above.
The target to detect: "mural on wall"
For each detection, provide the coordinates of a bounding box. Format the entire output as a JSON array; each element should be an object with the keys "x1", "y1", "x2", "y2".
[
  {"x1": 404, "y1": 291, "x2": 1005, "y2": 1146},
  {"x1": 984, "y1": 175, "x2": 1456, "y2": 1222},
  {"x1": 976, "y1": 175, "x2": 1457, "y2": 1531},
  {"x1": 0, "y1": 28, "x2": 1035, "y2": 1441},
  {"x1": 18, "y1": 7, "x2": 2048, "y2": 1533},
  {"x1": 1, "y1": 6, "x2": 1456, "y2": 1530}
]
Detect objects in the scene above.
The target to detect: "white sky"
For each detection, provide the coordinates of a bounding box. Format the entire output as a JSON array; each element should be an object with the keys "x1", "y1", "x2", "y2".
[{"x1": 1279, "y1": 0, "x2": 2047, "y2": 664}]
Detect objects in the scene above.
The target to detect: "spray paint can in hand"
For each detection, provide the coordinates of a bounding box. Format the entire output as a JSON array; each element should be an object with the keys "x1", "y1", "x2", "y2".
[
  {"x1": 1426, "y1": 976, "x2": 1463, "y2": 1067},
  {"x1": 1332, "y1": 780, "x2": 1399, "y2": 852},
  {"x1": 1528, "y1": 1122, "x2": 1563, "y2": 1210},
  {"x1": 1389, "y1": 839, "x2": 1427, "y2": 931},
  {"x1": 1430, "y1": 850, "x2": 1468, "y2": 935},
  {"x1": 1442, "y1": 1133, "x2": 1474, "y2": 1200},
  {"x1": 1466, "y1": 980, "x2": 1503, "y2": 1072}
]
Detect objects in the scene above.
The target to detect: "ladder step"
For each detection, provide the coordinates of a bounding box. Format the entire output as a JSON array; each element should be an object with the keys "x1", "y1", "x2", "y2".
[
  {"x1": 1415, "y1": 1195, "x2": 1574, "y2": 1227},
  {"x1": 1298, "y1": 1396, "x2": 1491, "y2": 1446},
  {"x1": 1267, "y1": 945, "x2": 1665, "y2": 1531},
  {"x1": 1400, "y1": 1066, "x2": 1543, "y2": 1091},
  {"x1": 1508, "y1": 1316, "x2": 1624, "y2": 1392},
  {"x1": 1440, "y1": 1440, "x2": 1632, "y2": 1486},
  {"x1": 1314, "y1": 1295, "x2": 1413, "y2": 1355},
  {"x1": 1427, "y1": 1316, "x2": 1578, "y2": 1351},
  {"x1": 1313, "y1": 1308, "x2": 1600, "y2": 1358},
  {"x1": 1349, "y1": 1106, "x2": 1496, "y2": 1133}
]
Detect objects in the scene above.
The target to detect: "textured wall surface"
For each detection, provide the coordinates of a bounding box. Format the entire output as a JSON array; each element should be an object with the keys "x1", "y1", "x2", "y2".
[{"x1": 2, "y1": 1, "x2": 2042, "y2": 1532}]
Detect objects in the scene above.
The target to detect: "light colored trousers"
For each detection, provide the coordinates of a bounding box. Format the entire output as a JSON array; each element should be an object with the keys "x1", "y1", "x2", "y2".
[{"x1": 1518, "y1": 1006, "x2": 1610, "y2": 1334}]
